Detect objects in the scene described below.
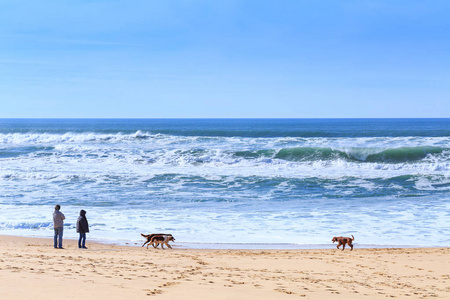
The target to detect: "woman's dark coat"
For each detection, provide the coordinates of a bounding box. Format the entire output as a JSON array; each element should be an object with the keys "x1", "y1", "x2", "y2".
[{"x1": 76, "y1": 210, "x2": 89, "y2": 233}]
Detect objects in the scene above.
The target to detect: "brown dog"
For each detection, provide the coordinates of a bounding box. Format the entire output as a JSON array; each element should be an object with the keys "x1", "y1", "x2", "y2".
[
  {"x1": 150, "y1": 234, "x2": 175, "y2": 249},
  {"x1": 332, "y1": 235, "x2": 354, "y2": 251},
  {"x1": 141, "y1": 233, "x2": 172, "y2": 248}
]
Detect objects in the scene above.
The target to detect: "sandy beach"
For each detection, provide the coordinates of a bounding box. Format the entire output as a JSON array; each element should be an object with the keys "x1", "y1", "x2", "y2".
[{"x1": 0, "y1": 235, "x2": 448, "y2": 299}]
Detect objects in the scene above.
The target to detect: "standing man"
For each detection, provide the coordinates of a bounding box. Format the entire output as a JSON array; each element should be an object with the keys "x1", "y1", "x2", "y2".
[{"x1": 53, "y1": 204, "x2": 65, "y2": 249}]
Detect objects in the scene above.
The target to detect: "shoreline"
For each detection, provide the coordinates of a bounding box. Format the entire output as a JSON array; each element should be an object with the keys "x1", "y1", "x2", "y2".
[
  {"x1": 1, "y1": 234, "x2": 449, "y2": 299},
  {"x1": 1, "y1": 232, "x2": 444, "y2": 250}
]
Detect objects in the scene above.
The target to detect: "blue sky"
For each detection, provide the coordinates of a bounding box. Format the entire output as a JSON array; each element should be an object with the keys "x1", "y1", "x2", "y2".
[{"x1": 1, "y1": 0, "x2": 449, "y2": 118}]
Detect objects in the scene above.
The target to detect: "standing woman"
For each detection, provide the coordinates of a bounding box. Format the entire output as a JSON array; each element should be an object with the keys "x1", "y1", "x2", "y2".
[{"x1": 76, "y1": 209, "x2": 89, "y2": 249}]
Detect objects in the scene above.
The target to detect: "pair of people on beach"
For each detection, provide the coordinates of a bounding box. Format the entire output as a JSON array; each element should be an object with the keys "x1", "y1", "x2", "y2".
[{"x1": 53, "y1": 205, "x2": 89, "y2": 249}]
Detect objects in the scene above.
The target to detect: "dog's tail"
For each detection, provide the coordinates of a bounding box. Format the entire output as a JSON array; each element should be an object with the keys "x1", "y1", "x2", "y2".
[
  {"x1": 351, "y1": 235, "x2": 355, "y2": 241},
  {"x1": 141, "y1": 233, "x2": 150, "y2": 238}
]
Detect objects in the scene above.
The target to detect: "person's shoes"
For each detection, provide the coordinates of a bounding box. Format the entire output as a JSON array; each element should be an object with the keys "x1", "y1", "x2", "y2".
[
  {"x1": 81, "y1": 246, "x2": 88, "y2": 249},
  {"x1": 58, "y1": 247, "x2": 64, "y2": 249}
]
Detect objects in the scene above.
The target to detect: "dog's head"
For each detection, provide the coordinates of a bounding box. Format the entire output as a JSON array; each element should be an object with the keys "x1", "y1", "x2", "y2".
[
  {"x1": 168, "y1": 236, "x2": 175, "y2": 242},
  {"x1": 332, "y1": 237, "x2": 338, "y2": 243}
]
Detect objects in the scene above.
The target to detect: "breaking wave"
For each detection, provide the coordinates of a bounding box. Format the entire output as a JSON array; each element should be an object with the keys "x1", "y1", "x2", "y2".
[{"x1": 270, "y1": 146, "x2": 446, "y2": 163}]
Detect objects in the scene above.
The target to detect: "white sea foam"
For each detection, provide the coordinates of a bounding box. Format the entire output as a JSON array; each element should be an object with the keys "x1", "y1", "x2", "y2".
[
  {"x1": 2, "y1": 132, "x2": 450, "y2": 146},
  {"x1": 1, "y1": 198, "x2": 449, "y2": 246}
]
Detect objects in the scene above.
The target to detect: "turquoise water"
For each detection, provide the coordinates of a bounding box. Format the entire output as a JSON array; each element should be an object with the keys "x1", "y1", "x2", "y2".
[{"x1": 0, "y1": 119, "x2": 449, "y2": 247}]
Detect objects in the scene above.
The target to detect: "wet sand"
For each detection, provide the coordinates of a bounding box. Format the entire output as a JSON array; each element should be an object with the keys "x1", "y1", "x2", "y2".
[{"x1": 0, "y1": 235, "x2": 448, "y2": 299}]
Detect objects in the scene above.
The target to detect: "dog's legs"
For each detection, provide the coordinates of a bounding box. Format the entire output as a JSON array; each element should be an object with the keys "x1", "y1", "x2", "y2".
[
  {"x1": 349, "y1": 242, "x2": 353, "y2": 251},
  {"x1": 166, "y1": 243, "x2": 172, "y2": 249},
  {"x1": 336, "y1": 243, "x2": 341, "y2": 249},
  {"x1": 342, "y1": 243, "x2": 345, "y2": 251}
]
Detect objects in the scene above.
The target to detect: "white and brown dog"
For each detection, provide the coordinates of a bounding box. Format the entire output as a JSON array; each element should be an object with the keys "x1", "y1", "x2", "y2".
[
  {"x1": 150, "y1": 234, "x2": 175, "y2": 249},
  {"x1": 141, "y1": 233, "x2": 170, "y2": 248}
]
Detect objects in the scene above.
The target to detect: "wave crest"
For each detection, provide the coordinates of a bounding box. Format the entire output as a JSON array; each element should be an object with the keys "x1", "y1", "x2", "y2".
[{"x1": 241, "y1": 146, "x2": 447, "y2": 163}]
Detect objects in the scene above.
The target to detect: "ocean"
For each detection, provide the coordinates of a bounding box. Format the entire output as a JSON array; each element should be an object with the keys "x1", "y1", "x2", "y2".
[{"x1": 0, "y1": 118, "x2": 449, "y2": 248}]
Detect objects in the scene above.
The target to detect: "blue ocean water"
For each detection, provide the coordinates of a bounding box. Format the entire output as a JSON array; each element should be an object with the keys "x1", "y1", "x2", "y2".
[{"x1": 0, "y1": 119, "x2": 449, "y2": 248}]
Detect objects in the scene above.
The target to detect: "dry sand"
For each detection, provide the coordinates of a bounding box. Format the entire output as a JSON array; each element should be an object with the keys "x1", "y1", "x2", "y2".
[{"x1": 0, "y1": 235, "x2": 448, "y2": 299}]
